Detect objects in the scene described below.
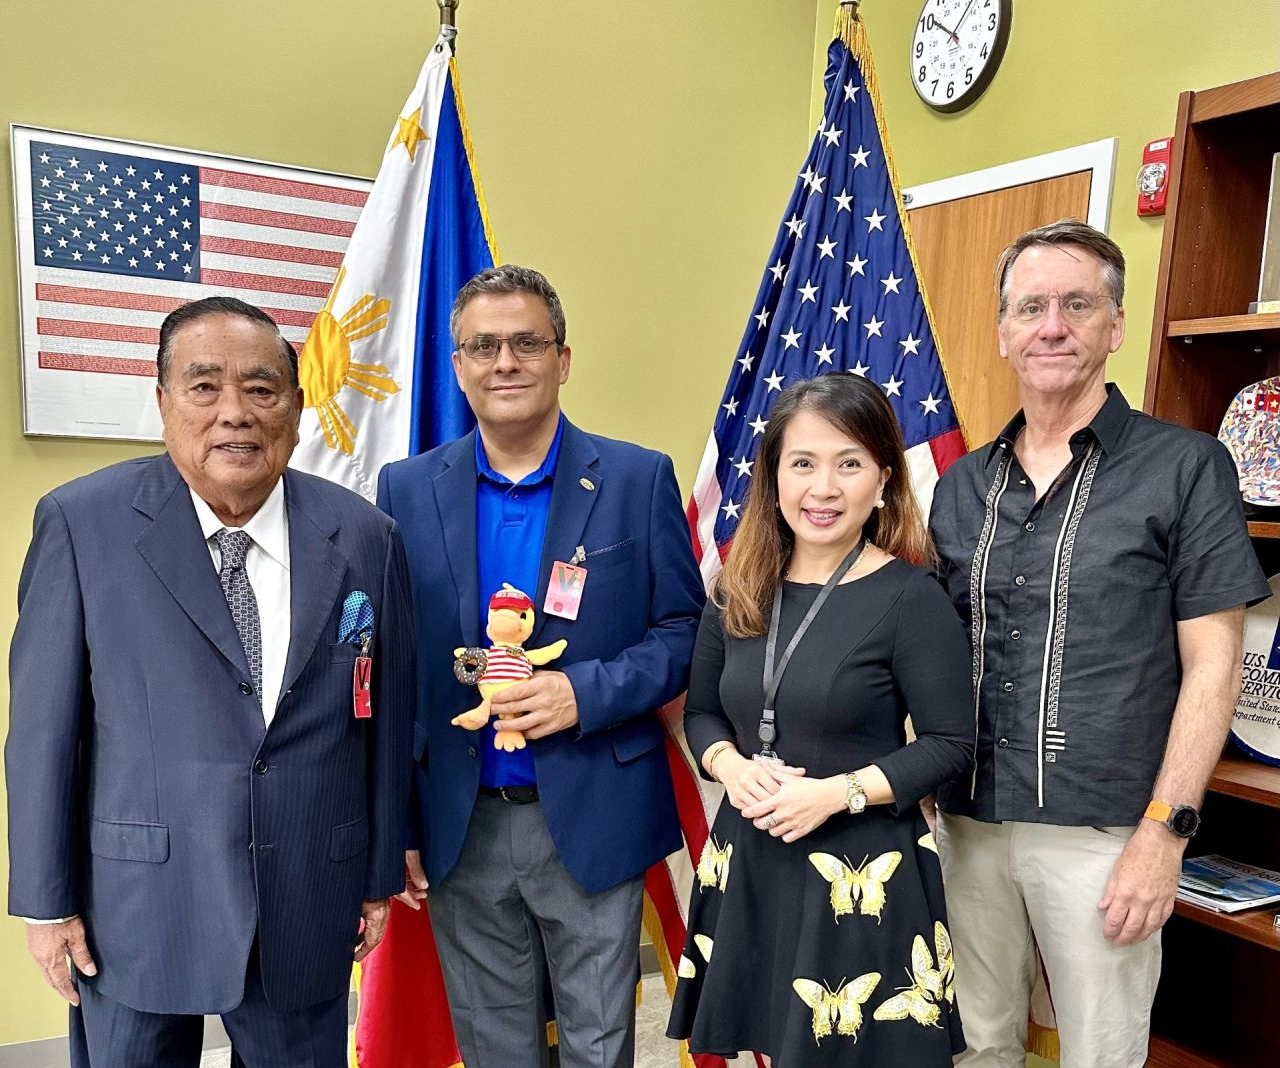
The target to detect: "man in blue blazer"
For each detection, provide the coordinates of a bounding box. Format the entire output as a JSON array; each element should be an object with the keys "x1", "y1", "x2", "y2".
[
  {"x1": 6, "y1": 297, "x2": 414, "y2": 1067},
  {"x1": 378, "y1": 265, "x2": 704, "y2": 1068}
]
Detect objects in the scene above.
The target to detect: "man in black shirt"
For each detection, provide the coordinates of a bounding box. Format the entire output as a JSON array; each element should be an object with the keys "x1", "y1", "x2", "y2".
[{"x1": 929, "y1": 220, "x2": 1268, "y2": 1068}]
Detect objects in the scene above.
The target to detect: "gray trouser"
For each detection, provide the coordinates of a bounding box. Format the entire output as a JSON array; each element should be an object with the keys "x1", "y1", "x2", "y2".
[{"x1": 429, "y1": 794, "x2": 645, "y2": 1068}]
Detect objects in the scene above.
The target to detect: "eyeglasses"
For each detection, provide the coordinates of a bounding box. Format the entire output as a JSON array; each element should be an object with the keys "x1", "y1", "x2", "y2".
[
  {"x1": 1003, "y1": 292, "x2": 1115, "y2": 326},
  {"x1": 458, "y1": 333, "x2": 559, "y2": 361}
]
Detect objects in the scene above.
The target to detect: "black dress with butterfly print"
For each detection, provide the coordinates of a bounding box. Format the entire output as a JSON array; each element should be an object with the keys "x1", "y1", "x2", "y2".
[{"x1": 668, "y1": 559, "x2": 972, "y2": 1064}]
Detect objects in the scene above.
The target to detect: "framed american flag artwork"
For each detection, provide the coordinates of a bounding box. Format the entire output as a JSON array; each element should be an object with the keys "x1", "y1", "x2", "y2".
[{"x1": 9, "y1": 124, "x2": 371, "y2": 441}]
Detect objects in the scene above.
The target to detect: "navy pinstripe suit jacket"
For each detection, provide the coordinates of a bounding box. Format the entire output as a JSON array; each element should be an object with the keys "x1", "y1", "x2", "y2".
[{"x1": 5, "y1": 454, "x2": 414, "y2": 1015}]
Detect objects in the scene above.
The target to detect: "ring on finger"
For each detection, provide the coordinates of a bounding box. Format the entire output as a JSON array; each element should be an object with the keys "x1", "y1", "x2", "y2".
[{"x1": 764, "y1": 814, "x2": 778, "y2": 829}]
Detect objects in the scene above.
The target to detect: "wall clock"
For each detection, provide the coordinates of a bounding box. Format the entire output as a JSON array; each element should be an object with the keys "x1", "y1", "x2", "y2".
[{"x1": 910, "y1": 0, "x2": 1012, "y2": 113}]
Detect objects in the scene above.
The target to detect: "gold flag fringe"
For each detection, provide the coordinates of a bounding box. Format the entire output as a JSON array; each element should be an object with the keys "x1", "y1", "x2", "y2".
[
  {"x1": 834, "y1": 6, "x2": 972, "y2": 450},
  {"x1": 450, "y1": 57, "x2": 502, "y2": 267},
  {"x1": 1027, "y1": 1019, "x2": 1062, "y2": 1061},
  {"x1": 642, "y1": 891, "x2": 697, "y2": 1068}
]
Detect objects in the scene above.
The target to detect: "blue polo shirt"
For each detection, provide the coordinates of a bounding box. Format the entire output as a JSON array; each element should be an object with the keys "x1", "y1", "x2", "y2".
[{"x1": 475, "y1": 414, "x2": 565, "y2": 787}]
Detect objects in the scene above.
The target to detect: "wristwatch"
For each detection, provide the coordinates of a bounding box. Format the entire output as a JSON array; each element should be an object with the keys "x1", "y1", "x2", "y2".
[
  {"x1": 1143, "y1": 799, "x2": 1200, "y2": 839},
  {"x1": 844, "y1": 771, "x2": 867, "y2": 815}
]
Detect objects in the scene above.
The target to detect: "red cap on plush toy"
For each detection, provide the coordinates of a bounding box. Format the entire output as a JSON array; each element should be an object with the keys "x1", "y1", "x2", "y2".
[{"x1": 489, "y1": 586, "x2": 534, "y2": 613}]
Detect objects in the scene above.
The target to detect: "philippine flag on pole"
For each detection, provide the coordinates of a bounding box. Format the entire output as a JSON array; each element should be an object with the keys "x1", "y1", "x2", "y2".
[{"x1": 291, "y1": 28, "x2": 496, "y2": 499}]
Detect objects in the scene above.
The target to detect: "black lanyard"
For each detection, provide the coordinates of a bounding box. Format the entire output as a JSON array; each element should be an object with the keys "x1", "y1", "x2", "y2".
[{"x1": 758, "y1": 537, "x2": 867, "y2": 758}]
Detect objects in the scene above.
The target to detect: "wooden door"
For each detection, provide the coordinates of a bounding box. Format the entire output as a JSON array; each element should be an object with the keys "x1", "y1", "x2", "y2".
[{"x1": 908, "y1": 171, "x2": 1093, "y2": 447}]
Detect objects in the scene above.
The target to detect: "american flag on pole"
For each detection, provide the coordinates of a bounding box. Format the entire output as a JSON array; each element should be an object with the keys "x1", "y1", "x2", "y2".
[
  {"x1": 10, "y1": 125, "x2": 369, "y2": 441},
  {"x1": 647, "y1": 11, "x2": 966, "y2": 1065}
]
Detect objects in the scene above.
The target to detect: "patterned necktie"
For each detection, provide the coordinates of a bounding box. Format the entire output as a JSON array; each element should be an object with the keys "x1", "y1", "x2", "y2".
[{"x1": 215, "y1": 529, "x2": 262, "y2": 706}]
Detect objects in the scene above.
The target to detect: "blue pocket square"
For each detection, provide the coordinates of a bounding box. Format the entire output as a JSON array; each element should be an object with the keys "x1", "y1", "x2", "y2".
[{"x1": 338, "y1": 591, "x2": 374, "y2": 645}]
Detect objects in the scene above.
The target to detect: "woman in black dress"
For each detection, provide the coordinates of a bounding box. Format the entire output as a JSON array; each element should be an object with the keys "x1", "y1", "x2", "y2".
[{"x1": 667, "y1": 373, "x2": 973, "y2": 1065}]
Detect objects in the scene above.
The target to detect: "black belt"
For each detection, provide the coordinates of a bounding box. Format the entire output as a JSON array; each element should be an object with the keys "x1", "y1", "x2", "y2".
[{"x1": 479, "y1": 784, "x2": 540, "y2": 804}]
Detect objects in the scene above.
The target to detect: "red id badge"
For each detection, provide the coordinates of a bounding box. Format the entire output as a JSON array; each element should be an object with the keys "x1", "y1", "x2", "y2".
[
  {"x1": 353, "y1": 656, "x2": 373, "y2": 719},
  {"x1": 543, "y1": 561, "x2": 588, "y2": 620}
]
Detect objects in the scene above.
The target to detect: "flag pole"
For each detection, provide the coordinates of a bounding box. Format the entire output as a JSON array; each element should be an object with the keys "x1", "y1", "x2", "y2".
[
  {"x1": 438, "y1": 0, "x2": 459, "y2": 52},
  {"x1": 839, "y1": 0, "x2": 862, "y2": 20}
]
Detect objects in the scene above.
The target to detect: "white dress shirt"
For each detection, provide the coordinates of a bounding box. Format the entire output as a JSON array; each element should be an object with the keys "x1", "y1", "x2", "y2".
[
  {"x1": 190, "y1": 480, "x2": 291, "y2": 727},
  {"x1": 26, "y1": 481, "x2": 292, "y2": 924}
]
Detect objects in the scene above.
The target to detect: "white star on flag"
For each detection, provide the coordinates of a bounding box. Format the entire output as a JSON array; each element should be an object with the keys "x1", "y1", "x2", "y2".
[
  {"x1": 850, "y1": 145, "x2": 870, "y2": 167},
  {"x1": 768, "y1": 258, "x2": 786, "y2": 281},
  {"x1": 721, "y1": 499, "x2": 741, "y2": 519},
  {"x1": 785, "y1": 214, "x2": 804, "y2": 237},
  {"x1": 833, "y1": 189, "x2": 853, "y2": 212},
  {"x1": 814, "y1": 343, "x2": 835, "y2": 365},
  {"x1": 850, "y1": 361, "x2": 870, "y2": 377},
  {"x1": 832, "y1": 300, "x2": 852, "y2": 322},
  {"x1": 900, "y1": 334, "x2": 922, "y2": 355},
  {"x1": 738, "y1": 352, "x2": 754, "y2": 372},
  {"x1": 864, "y1": 208, "x2": 886, "y2": 232},
  {"x1": 847, "y1": 253, "x2": 868, "y2": 276},
  {"x1": 881, "y1": 272, "x2": 902, "y2": 294},
  {"x1": 764, "y1": 370, "x2": 785, "y2": 392},
  {"x1": 798, "y1": 280, "x2": 819, "y2": 303},
  {"x1": 780, "y1": 327, "x2": 802, "y2": 349},
  {"x1": 882, "y1": 375, "x2": 903, "y2": 396},
  {"x1": 920, "y1": 393, "x2": 942, "y2": 415},
  {"x1": 749, "y1": 414, "x2": 768, "y2": 436},
  {"x1": 754, "y1": 309, "x2": 769, "y2": 329},
  {"x1": 843, "y1": 80, "x2": 859, "y2": 102},
  {"x1": 817, "y1": 236, "x2": 838, "y2": 259},
  {"x1": 822, "y1": 126, "x2": 842, "y2": 147},
  {"x1": 864, "y1": 315, "x2": 884, "y2": 337},
  {"x1": 722, "y1": 397, "x2": 739, "y2": 416},
  {"x1": 733, "y1": 457, "x2": 753, "y2": 478}
]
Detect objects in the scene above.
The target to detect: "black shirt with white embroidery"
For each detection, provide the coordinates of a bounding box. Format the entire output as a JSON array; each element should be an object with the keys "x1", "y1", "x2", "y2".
[{"x1": 928, "y1": 385, "x2": 1268, "y2": 826}]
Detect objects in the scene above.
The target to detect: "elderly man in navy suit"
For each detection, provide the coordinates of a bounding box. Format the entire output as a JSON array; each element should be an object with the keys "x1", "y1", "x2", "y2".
[
  {"x1": 6, "y1": 297, "x2": 414, "y2": 1068},
  {"x1": 378, "y1": 265, "x2": 704, "y2": 1068}
]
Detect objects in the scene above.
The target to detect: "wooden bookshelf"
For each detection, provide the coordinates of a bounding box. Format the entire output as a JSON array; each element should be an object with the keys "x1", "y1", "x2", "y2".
[
  {"x1": 1143, "y1": 69, "x2": 1280, "y2": 1068},
  {"x1": 1246, "y1": 521, "x2": 1280, "y2": 539},
  {"x1": 1146, "y1": 1035, "x2": 1230, "y2": 1068},
  {"x1": 1171, "y1": 899, "x2": 1280, "y2": 952},
  {"x1": 1208, "y1": 754, "x2": 1280, "y2": 807},
  {"x1": 1166, "y1": 312, "x2": 1280, "y2": 340}
]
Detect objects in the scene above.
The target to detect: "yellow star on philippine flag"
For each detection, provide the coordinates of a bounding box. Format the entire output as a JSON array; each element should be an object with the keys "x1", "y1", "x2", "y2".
[{"x1": 391, "y1": 107, "x2": 429, "y2": 161}]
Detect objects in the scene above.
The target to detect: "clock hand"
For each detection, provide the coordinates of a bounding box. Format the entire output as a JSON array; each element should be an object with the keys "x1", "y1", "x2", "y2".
[
  {"x1": 931, "y1": 18, "x2": 962, "y2": 41},
  {"x1": 954, "y1": 0, "x2": 976, "y2": 36},
  {"x1": 932, "y1": 17, "x2": 961, "y2": 44}
]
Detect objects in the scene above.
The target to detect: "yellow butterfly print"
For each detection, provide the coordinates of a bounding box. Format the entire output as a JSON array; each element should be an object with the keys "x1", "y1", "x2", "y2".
[
  {"x1": 677, "y1": 953, "x2": 697, "y2": 979},
  {"x1": 696, "y1": 835, "x2": 732, "y2": 892},
  {"x1": 934, "y1": 921, "x2": 956, "y2": 1005},
  {"x1": 918, "y1": 831, "x2": 937, "y2": 853},
  {"x1": 792, "y1": 972, "x2": 881, "y2": 1042},
  {"x1": 694, "y1": 933, "x2": 714, "y2": 963},
  {"x1": 873, "y1": 933, "x2": 945, "y2": 1028},
  {"x1": 808, "y1": 850, "x2": 902, "y2": 921}
]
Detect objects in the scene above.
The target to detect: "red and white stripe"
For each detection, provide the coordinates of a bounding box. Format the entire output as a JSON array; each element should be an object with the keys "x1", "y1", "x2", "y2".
[
  {"x1": 478, "y1": 648, "x2": 534, "y2": 685},
  {"x1": 33, "y1": 167, "x2": 367, "y2": 378}
]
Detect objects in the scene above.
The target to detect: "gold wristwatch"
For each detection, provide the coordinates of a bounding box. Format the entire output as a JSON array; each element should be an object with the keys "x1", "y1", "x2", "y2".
[{"x1": 844, "y1": 771, "x2": 867, "y2": 814}]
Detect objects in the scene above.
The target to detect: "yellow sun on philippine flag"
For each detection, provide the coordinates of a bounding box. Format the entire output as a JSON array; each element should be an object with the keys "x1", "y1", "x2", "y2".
[{"x1": 300, "y1": 266, "x2": 400, "y2": 455}]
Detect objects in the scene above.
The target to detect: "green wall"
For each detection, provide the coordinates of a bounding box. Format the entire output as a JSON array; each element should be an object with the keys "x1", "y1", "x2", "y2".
[
  {"x1": 0, "y1": 0, "x2": 816, "y2": 1044},
  {"x1": 810, "y1": 0, "x2": 1280, "y2": 411},
  {"x1": 1, "y1": 0, "x2": 1277, "y2": 1052}
]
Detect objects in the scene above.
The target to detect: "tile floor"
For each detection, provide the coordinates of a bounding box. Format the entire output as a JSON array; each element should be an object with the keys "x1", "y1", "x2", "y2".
[{"x1": 199, "y1": 975, "x2": 686, "y2": 1067}]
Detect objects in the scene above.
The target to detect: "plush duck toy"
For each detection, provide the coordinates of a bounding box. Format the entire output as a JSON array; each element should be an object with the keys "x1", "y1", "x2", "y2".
[{"x1": 451, "y1": 584, "x2": 568, "y2": 752}]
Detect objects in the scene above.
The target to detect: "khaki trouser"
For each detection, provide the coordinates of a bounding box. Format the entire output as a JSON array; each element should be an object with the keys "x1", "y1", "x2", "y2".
[{"x1": 936, "y1": 814, "x2": 1162, "y2": 1068}]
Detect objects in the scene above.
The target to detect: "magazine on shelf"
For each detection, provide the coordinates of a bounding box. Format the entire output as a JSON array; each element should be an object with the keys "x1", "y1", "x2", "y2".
[{"x1": 1177, "y1": 854, "x2": 1280, "y2": 913}]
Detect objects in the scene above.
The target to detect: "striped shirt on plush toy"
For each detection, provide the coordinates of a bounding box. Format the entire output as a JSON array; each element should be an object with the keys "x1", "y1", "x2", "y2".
[{"x1": 479, "y1": 646, "x2": 533, "y2": 685}]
